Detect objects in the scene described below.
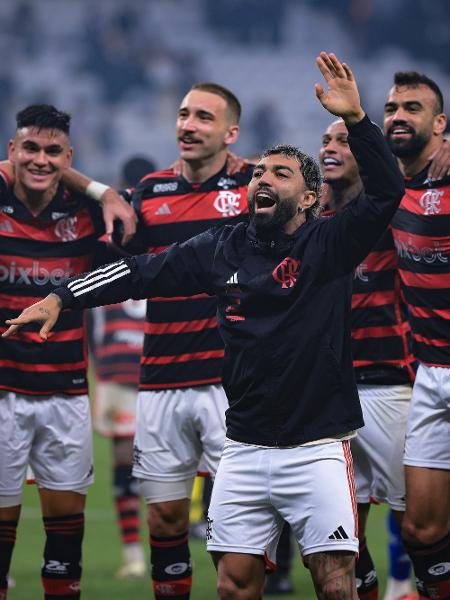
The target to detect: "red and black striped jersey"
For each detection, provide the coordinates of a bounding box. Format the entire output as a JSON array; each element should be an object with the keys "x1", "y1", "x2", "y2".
[
  {"x1": 390, "y1": 170, "x2": 450, "y2": 367},
  {"x1": 324, "y1": 204, "x2": 415, "y2": 384},
  {"x1": 129, "y1": 164, "x2": 253, "y2": 390},
  {"x1": 89, "y1": 299, "x2": 146, "y2": 387},
  {"x1": 0, "y1": 172, "x2": 105, "y2": 396}
]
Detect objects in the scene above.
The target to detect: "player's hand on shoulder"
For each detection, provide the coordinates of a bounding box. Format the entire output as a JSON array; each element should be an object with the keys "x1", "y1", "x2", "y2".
[
  {"x1": 100, "y1": 188, "x2": 137, "y2": 246},
  {"x1": 428, "y1": 137, "x2": 450, "y2": 181},
  {"x1": 2, "y1": 293, "x2": 62, "y2": 341},
  {"x1": 315, "y1": 52, "x2": 365, "y2": 125}
]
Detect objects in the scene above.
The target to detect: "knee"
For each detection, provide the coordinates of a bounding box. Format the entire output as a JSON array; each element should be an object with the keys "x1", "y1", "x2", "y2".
[
  {"x1": 147, "y1": 501, "x2": 188, "y2": 536},
  {"x1": 216, "y1": 573, "x2": 257, "y2": 600},
  {"x1": 402, "y1": 518, "x2": 447, "y2": 547}
]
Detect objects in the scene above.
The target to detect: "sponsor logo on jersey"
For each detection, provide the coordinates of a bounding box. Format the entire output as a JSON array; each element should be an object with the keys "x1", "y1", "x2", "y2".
[
  {"x1": 394, "y1": 238, "x2": 448, "y2": 264},
  {"x1": 419, "y1": 189, "x2": 443, "y2": 215},
  {"x1": 354, "y1": 262, "x2": 369, "y2": 282},
  {"x1": 54, "y1": 216, "x2": 78, "y2": 242},
  {"x1": 272, "y1": 257, "x2": 301, "y2": 289},
  {"x1": 428, "y1": 562, "x2": 450, "y2": 576},
  {"x1": 164, "y1": 562, "x2": 189, "y2": 576},
  {"x1": 217, "y1": 176, "x2": 237, "y2": 189},
  {"x1": 51, "y1": 211, "x2": 69, "y2": 220},
  {"x1": 43, "y1": 560, "x2": 70, "y2": 574},
  {"x1": 153, "y1": 182, "x2": 178, "y2": 193},
  {"x1": 226, "y1": 272, "x2": 239, "y2": 286},
  {"x1": 0, "y1": 205, "x2": 13, "y2": 214},
  {"x1": 213, "y1": 191, "x2": 242, "y2": 217},
  {"x1": 155, "y1": 202, "x2": 172, "y2": 215},
  {"x1": 0, "y1": 260, "x2": 74, "y2": 286}
]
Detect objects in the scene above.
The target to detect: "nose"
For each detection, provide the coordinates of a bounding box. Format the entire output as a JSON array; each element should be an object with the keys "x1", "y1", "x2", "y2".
[
  {"x1": 34, "y1": 150, "x2": 49, "y2": 166},
  {"x1": 180, "y1": 115, "x2": 196, "y2": 131},
  {"x1": 391, "y1": 106, "x2": 408, "y2": 122}
]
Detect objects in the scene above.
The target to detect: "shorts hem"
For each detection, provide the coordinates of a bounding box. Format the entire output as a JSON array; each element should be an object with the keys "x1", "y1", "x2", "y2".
[
  {"x1": 35, "y1": 479, "x2": 94, "y2": 492},
  {"x1": 207, "y1": 544, "x2": 265, "y2": 556},
  {"x1": 404, "y1": 459, "x2": 450, "y2": 469},
  {"x1": 133, "y1": 470, "x2": 198, "y2": 483},
  {"x1": 302, "y1": 542, "x2": 358, "y2": 556}
]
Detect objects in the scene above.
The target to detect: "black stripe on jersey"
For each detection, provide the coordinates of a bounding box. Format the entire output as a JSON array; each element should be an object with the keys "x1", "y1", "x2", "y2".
[
  {"x1": 146, "y1": 296, "x2": 217, "y2": 323},
  {"x1": 403, "y1": 286, "x2": 450, "y2": 310},
  {"x1": 413, "y1": 341, "x2": 450, "y2": 365},
  {"x1": 352, "y1": 270, "x2": 396, "y2": 294},
  {"x1": 142, "y1": 215, "x2": 248, "y2": 248},
  {"x1": 0, "y1": 366, "x2": 87, "y2": 395},
  {"x1": 352, "y1": 305, "x2": 398, "y2": 328},
  {"x1": 1, "y1": 336, "x2": 86, "y2": 364},
  {"x1": 140, "y1": 358, "x2": 223, "y2": 389},
  {"x1": 143, "y1": 329, "x2": 224, "y2": 355},
  {"x1": 0, "y1": 235, "x2": 100, "y2": 259},
  {"x1": 352, "y1": 336, "x2": 409, "y2": 361},
  {"x1": 409, "y1": 315, "x2": 449, "y2": 340},
  {"x1": 392, "y1": 209, "x2": 450, "y2": 237}
]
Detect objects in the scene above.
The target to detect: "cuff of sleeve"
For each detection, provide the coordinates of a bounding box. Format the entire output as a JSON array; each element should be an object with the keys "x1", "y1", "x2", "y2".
[
  {"x1": 347, "y1": 114, "x2": 372, "y2": 136},
  {"x1": 52, "y1": 287, "x2": 75, "y2": 309}
]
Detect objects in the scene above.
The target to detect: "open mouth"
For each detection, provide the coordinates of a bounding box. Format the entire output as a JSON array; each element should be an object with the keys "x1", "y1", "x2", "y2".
[
  {"x1": 322, "y1": 157, "x2": 342, "y2": 169},
  {"x1": 389, "y1": 125, "x2": 414, "y2": 138},
  {"x1": 255, "y1": 191, "x2": 277, "y2": 212},
  {"x1": 179, "y1": 136, "x2": 201, "y2": 148}
]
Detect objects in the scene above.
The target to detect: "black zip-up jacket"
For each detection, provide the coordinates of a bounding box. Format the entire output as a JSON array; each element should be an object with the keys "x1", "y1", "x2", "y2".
[{"x1": 54, "y1": 116, "x2": 405, "y2": 446}]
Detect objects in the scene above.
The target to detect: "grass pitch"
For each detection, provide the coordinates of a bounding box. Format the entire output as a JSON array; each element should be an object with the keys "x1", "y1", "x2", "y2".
[{"x1": 10, "y1": 433, "x2": 391, "y2": 599}]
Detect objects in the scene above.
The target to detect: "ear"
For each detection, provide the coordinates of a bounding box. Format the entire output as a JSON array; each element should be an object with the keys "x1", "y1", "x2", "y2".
[
  {"x1": 300, "y1": 190, "x2": 317, "y2": 211},
  {"x1": 433, "y1": 113, "x2": 447, "y2": 136},
  {"x1": 66, "y1": 146, "x2": 73, "y2": 168},
  {"x1": 224, "y1": 124, "x2": 240, "y2": 146},
  {"x1": 7, "y1": 139, "x2": 15, "y2": 163}
]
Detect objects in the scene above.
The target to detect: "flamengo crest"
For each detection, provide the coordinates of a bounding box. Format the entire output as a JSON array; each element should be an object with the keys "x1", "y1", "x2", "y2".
[
  {"x1": 272, "y1": 257, "x2": 301, "y2": 289},
  {"x1": 419, "y1": 189, "x2": 443, "y2": 215},
  {"x1": 213, "y1": 191, "x2": 241, "y2": 217}
]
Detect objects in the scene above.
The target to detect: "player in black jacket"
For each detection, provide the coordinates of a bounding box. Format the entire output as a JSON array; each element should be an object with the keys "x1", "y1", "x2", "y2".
[{"x1": 4, "y1": 53, "x2": 404, "y2": 599}]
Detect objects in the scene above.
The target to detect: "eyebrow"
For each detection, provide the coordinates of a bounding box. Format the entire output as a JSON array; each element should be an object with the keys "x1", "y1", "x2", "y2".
[
  {"x1": 22, "y1": 140, "x2": 64, "y2": 151},
  {"x1": 384, "y1": 100, "x2": 424, "y2": 110}
]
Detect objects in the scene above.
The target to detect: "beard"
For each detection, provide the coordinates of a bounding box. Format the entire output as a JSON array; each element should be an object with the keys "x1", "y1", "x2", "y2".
[
  {"x1": 386, "y1": 128, "x2": 430, "y2": 158},
  {"x1": 249, "y1": 196, "x2": 298, "y2": 237}
]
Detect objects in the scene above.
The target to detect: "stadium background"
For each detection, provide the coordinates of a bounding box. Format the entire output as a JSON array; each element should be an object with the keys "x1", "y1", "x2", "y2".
[{"x1": 5, "y1": 0, "x2": 449, "y2": 598}]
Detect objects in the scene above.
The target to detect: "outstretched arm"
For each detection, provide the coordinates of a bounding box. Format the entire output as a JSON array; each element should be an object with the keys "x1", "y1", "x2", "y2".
[{"x1": 2, "y1": 293, "x2": 62, "y2": 341}]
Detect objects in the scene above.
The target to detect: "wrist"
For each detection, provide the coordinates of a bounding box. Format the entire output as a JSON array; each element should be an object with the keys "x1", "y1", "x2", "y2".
[
  {"x1": 85, "y1": 180, "x2": 110, "y2": 202},
  {"x1": 48, "y1": 293, "x2": 62, "y2": 310},
  {"x1": 343, "y1": 109, "x2": 366, "y2": 127}
]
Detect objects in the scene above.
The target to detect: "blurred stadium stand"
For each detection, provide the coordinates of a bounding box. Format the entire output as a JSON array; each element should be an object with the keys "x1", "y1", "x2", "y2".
[{"x1": 0, "y1": 0, "x2": 448, "y2": 182}]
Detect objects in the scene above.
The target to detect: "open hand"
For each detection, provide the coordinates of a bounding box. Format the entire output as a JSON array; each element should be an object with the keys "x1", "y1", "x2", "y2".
[{"x1": 2, "y1": 293, "x2": 62, "y2": 341}]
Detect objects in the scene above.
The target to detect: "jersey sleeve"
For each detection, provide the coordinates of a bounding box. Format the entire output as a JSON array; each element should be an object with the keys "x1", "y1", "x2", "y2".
[
  {"x1": 53, "y1": 227, "x2": 219, "y2": 310},
  {"x1": 317, "y1": 115, "x2": 405, "y2": 276}
]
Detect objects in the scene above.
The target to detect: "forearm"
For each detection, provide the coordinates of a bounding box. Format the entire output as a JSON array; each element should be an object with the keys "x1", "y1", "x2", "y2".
[{"x1": 62, "y1": 167, "x2": 110, "y2": 200}]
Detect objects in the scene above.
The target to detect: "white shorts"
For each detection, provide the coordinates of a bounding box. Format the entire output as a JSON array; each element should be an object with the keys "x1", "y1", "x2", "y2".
[
  {"x1": 351, "y1": 384, "x2": 411, "y2": 511},
  {"x1": 132, "y1": 384, "x2": 227, "y2": 494},
  {"x1": 206, "y1": 439, "x2": 358, "y2": 564},
  {"x1": 0, "y1": 392, "x2": 94, "y2": 503},
  {"x1": 405, "y1": 364, "x2": 450, "y2": 469},
  {"x1": 93, "y1": 381, "x2": 137, "y2": 438}
]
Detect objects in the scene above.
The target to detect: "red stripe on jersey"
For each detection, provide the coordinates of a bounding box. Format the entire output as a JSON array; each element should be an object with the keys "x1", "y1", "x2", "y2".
[
  {"x1": 399, "y1": 269, "x2": 450, "y2": 289},
  {"x1": 0, "y1": 293, "x2": 42, "y2": 310},
  {"x1": 0, "y1": 208, "x2": 97, "y2": 242},
  {"x1": 351, "y1": 291, "x2": 395, "y2": 308},
  {"x1": 96, "y1": 343, "x2": 142, "y2": 357},
  {"x1": 151, "y1": 293, "x2": 211, "y2": 302},
  {"x1": 359, "y1": 249, "x2": 397, "y2": 272},
  {"x1": 139, "y1": 377, "x2": 221, "y2": 390},
  {"x1": 141, "y1": 188, "x2": 247, "y2": 225},
  {"x1": 353, "y1": 358, "x2": 413, "y2": 368},
  {"x1": 409, "y1": 305, "x2": 450, "y2": 320},
  {"x1": 413, "y1": 332, "x2": 450, "y2": 348},
  {"x1": 149, "y1": 245, "x2": 170, "y2": 254},
  {"x1": 0, "y1": 254, "x2": 91, "y2": 279},
  {"x1": 0, "y1": 359, "x2": 85, "y2": 372},
  {"x1": 141, "y1": 349, "x2": 224, "y2": 365},
  {"x1": 103, "y1": 320, "x2": 144, "y2": 333},
  {"x1": 400, "y1": 186, "x2": 450, "y2": 215},
  {"x1": 42, "y1": 578, "x2": 80, "y2": 595},
  {"x1": 140, "y1": 168, "x2": 174, "y2": 183},
  {"x1": 392, "y1": 227, "x2": 450, "y2": 256},
  {"x1": 352, "y1": 325, "x2": 402, "y2": 339},
  {"x1": 145, "y1": 317, "x2": 217, "y2": 335},
  {"x1": 0, "y1": 383, "x2": 88, "y2": 395},
  {"x1": 10, "y1": 329, "x2": 83, "y2": 344}
]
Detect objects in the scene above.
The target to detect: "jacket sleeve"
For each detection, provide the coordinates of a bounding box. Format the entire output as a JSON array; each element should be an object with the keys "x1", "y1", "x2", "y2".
[
  {"x1": 53, "y1": 229, "x2": 219, "y2": 310},
  {"x1": 317, "y1": 115, "x2": 405, "y2": 277}
]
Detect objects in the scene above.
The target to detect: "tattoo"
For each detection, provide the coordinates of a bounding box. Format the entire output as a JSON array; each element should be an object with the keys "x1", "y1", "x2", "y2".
[
  {"x1": 48, "y1": 293, "x2": 62, "y2": 309},
  {"x1": 38, "y1": 308, "x2": 51, "y2": 317},
  {"x1": 308, "y1": 551, "x2": 356, "y2": 599}
]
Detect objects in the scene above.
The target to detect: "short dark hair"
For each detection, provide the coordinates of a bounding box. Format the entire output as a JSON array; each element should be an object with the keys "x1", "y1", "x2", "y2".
[
  {"x1": 393, "y1": 71, "x2": 444, "y2": 114},
  {"x1": 190, "y1": 82, "x2": 241, "y2": 123},
  {"x1": 16, "y1": 104, "x2": 71, "y2": 134},
  {"x1": 261, "y1": 144, "x2": 323, "y2": 220}
]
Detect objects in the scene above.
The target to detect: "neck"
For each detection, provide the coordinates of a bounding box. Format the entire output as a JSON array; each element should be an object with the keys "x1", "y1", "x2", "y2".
[
  {"x1": 323, "y1": 179, "x2": 363, "y2": 212},
  {"x1": 14, "y1": 182, "x2": 58, "y2": 216},
  {"x1": 180, "y1": 150, "x2": 228, "y2": 183},
  {"x1": 396, "y1": 136, "x2": 443, "y2": 178}
]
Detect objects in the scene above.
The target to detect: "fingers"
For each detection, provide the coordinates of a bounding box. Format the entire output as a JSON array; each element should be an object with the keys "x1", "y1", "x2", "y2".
[
  {"x1": 39, "y1": 317, "x2": 57, "y2": 341},
  {"x1": 121, "y1": 211, "x2": 137, "y2": 245},
  {"x1": 317, "y1": 52, "x2": 350, "y2": 81},
  {"x1": 315, "y1": 82, "x2": 325, "y2": 103},
  {"x1": 2, "y1": 322, "x2": 22, "y2": 338},
  {"x1": 342, "y1": 63, "x2": 354, "y2": 81}
]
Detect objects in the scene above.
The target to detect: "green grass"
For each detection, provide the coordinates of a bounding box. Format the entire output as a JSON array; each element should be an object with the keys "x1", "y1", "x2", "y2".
[{"x1": 10, "y1": 433, "x2": 391, "y2": 599}]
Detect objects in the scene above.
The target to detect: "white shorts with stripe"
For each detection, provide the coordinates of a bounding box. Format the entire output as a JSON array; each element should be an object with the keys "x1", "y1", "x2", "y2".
[
  {"x1": 132, "y1": 384, "x2": 227, "y2": 492},
  {"x1": 351, "y1": 384, "x2": 411, "y2": 511},
  {"x1": 0, "y1": 392, "x2": 94, "y2": 504},
  {"x1": 93, "y1": 382, "x2": 137, "y2": 438},
  {"x1": 206, "y1": 438, "x2": 358, "y2": 564},
  {"x1": 405, "y1": 364, "x2": 450, "y2": 469}
]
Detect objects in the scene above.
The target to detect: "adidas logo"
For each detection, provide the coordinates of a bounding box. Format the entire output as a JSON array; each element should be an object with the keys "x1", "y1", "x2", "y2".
[
  {"x1": 226, "y1": 272, "x2": 239, "y2": 285},
  {"x1": 328, "y1": 526, "x2": 349, "y2": 540},
  {"x1": 155, "y1": 203, "x2": 171, "y2": 215}
]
